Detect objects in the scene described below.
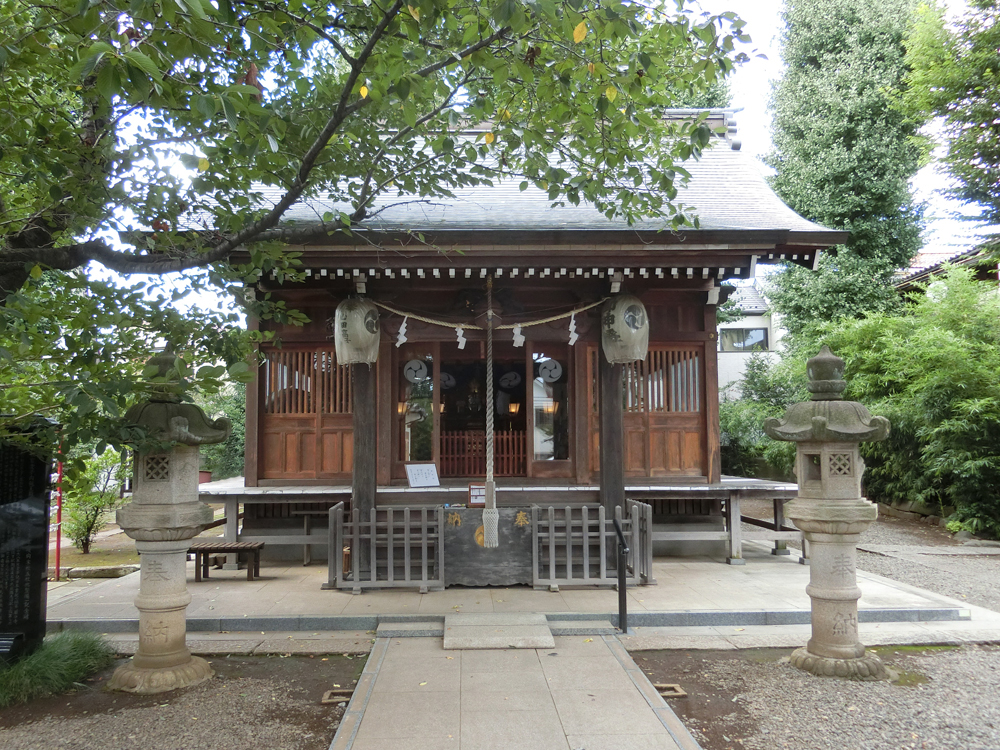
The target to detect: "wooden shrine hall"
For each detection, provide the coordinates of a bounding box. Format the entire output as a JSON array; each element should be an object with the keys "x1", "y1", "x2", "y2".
[{"x1": 201, "y1": 110, "x2": 843, "y2": 591}]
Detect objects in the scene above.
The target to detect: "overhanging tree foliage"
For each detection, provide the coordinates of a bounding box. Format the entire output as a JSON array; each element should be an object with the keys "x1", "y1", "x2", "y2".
[
  {"x1": 764, "y1": 0, "x2": 925, "y2": 341},
  {"x1": 899, "y1": 0, "x2": 1000, "y2": 233},
  {"x1": 0, "y1": 0, "x2": 750, "y2": 294},
  {"x1": 0, "y1": 0, "x2": 751, "y2": 455}
]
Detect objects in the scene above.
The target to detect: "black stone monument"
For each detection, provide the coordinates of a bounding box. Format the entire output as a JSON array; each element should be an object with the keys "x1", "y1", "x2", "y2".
[{"x1": 0, "y1": 439, "x2": 52, "y2": 664}]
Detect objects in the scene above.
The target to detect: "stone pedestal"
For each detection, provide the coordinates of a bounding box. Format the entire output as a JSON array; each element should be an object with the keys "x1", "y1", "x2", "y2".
[
  {"x1": 764, "y1": 346, "x2": 891, "y2": 681},
  {"x1": 106, "y1": 539, "x2": 213, "y2": 692},
  {"x1": 108, "y1": 350, "x2": 230, "y2": 694},
  {"x1": 784, "y1": 502, "x2": 887, "y2": 679}
]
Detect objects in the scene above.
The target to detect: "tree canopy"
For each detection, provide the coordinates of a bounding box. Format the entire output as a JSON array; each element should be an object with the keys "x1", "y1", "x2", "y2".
[
  {"x1": 764, "y1": 0, "x2": 925, "y2": 341},
  {"x1": 0, "y1": 0, "x2": 750, "y2": 295},
  {"x1": 0, "y1": 0, "x2": 751, "y2": 456},
  {"x1": 900, "y1": 0, "x2": 1000, "y2": 232}
]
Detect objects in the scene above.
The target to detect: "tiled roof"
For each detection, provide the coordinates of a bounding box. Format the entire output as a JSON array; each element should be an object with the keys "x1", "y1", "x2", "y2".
[
  {"x1": 730, "y1": 284, "x2": 768, "y2": 314},
  {"x1": 895, "y1": 247, "x2": 991, "y2": 288},
  {"x1": 272, "y1": 142, "x2": 834, "y2": 237}
]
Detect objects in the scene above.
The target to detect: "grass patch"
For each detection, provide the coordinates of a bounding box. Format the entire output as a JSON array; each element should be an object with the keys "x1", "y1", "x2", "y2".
[{"x1": 0, "y1": 631, "x2": 116, "y2": 709}]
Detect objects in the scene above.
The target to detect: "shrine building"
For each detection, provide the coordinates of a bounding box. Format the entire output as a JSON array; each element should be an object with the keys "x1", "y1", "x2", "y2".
[{"x1": 201, "y1": 110, "x2": 844, "y2": 591}]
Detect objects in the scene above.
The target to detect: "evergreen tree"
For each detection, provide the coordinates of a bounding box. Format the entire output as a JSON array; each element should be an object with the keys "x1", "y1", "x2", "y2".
[{"x1": 765, "y1": 0, "x2": 925, "y2": 341}]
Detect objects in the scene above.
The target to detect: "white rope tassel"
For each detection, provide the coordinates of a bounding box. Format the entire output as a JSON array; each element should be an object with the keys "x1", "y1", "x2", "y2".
[{"x1": 483, "y1": 276, "x2": 499, "y2": 548}]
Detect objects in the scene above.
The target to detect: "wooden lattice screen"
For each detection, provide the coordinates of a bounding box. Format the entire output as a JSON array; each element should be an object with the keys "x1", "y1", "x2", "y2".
[
  {"x1": 259, "y1": 347, "x2": 355, "y2": 480},
  {"x1": 262, "y1": 348, "x2": 352, "y2": 415},
  {"x1": 623, "y1": 347, "x2": 701, "y2": 414},
  {"x1": 589, "y1": 345, "x2": 706, "y2": 477}
]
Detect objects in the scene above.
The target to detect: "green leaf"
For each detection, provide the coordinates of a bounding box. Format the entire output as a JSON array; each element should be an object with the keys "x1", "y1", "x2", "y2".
[
  {"x1": 267, "y1": 134, "x2": 279, "y2": 153},
  {"x1": 221, "y1": 96, "x2": 238, "y2": 130},
  {"x1": 124, "y1": 50, "x2": 162, "y2": 81},
  {"x1": 96, "y1": 63, "x2": 120, "y2": 102},
  {"x1": 194, "y1": 94, "x2": 216, "y2": 119}
]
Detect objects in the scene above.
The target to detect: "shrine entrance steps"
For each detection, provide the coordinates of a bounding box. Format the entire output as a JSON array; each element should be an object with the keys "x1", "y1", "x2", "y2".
[{"x1": 331, "y1": 614, "x2": 701, "y2": 750}]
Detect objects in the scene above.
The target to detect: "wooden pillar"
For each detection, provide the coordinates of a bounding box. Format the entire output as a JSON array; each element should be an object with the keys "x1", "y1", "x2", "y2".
[
  {"x1": 704, "y1": 304, "x2": 722, "y2": 483},
  {"x1": 598, "y1": 346, "x2": 624, "y2": 515},
  {"x1": 352, "y1": 363, "x2": 377, "y2": 516}
]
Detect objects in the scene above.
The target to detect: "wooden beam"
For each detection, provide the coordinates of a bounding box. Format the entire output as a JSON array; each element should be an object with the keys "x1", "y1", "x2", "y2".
[
  {"x1": 352, "y1": 363, "x2": 377, "y2": 516},
  {"x1": 598, "y1": 346, "x2": 624, "y2": 515}
]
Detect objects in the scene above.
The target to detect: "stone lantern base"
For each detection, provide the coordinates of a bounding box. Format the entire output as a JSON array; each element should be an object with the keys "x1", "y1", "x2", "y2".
[
  {"x1": 789, "y1": 647, "x2": 887, "y2": 680},
  {"x1": 107, "y1": 654, "x2": 213, "y2": 694}
]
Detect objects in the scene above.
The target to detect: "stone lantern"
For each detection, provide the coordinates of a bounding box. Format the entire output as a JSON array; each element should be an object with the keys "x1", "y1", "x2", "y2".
[
  {"x1": 764, "y1": 346, "x2": 890, "y2": 680},
  {"x1": 108, "y1": 349, "x2": 231, "y2": 694}
]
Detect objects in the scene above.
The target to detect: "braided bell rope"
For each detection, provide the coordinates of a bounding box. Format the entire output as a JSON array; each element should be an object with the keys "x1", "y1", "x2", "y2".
[{"x1": 483, "y1": 275, "x2": 499, "y2": 548}]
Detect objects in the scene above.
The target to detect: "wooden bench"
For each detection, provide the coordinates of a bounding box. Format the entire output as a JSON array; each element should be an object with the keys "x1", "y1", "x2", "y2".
[{"x1": 188, "y1": 541, "x2": 264, "y2": 582}]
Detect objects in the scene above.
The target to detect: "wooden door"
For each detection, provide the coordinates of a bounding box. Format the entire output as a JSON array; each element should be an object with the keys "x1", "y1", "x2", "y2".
[
  {"x1": 588, "y1": 344, "x2": 706, "y2": 478},
  {"x1": 259, "y1": 347, "x2": 354, "y2": 481}
]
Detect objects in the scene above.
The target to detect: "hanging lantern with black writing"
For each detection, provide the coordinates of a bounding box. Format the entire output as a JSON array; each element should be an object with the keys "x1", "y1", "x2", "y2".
[
  {"x1": 601, "y1": 295, "x2": 649, "y2": 363},
  {"x1": 333, "y1": 298, "x2": 380, "y2": 365}
]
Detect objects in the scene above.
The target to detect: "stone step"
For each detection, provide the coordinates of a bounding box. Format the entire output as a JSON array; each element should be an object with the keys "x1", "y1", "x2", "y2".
[
  {"x1": 548, "y1": 619, "x2": 617, "y2": 636},
  {"x1": 443, "y1": 612, "x2": 555, "y2": 649},
  {"x1": 376, "y1": 621, "x2": 444, "y2": 638}
]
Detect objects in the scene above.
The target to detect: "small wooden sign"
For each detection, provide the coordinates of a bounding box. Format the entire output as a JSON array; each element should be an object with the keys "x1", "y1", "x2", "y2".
[
  {"x1": 468, "y1": 483, "x2": 486, "y2": 506},
  {"x1": 405, "y1": 463, "x2": 440, "y2": 488}
]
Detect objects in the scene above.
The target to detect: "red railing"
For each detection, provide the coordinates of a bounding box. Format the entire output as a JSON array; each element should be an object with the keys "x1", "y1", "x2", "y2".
[{"x1": 440, "y1": 430, "x2": 527, "y2": 477}]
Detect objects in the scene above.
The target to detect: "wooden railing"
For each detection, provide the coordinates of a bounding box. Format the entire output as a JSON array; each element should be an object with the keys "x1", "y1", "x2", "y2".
[
  {"x1": 531, "y1": 500, "x2": 653, "y2": 590},
  {"x1": 325, "y1": 502, "x2": 445, "y2": 593},
  {"x1": 440, "y1": 430, "x2": 526, "y2": 477}
]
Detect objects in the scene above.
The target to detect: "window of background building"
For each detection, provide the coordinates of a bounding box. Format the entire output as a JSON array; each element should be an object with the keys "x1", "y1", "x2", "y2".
[{"x1": 719, "y1": 328, "x2": 769, "y2": 352}]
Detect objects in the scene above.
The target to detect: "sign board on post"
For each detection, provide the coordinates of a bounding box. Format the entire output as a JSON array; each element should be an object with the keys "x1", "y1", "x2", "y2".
[
  {"x1": 405, "y1": 463, "x2": 440, "y2": 488},
  {"x1": 468, "y1": 483, "x2": 486, "y2": 507},
  {"x1": 0, "y1": 440, "x2": 52, "y2": 665}
]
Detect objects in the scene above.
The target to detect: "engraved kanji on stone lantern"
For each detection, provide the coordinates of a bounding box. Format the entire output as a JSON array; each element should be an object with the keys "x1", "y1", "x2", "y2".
[
  {"x1": 108, "y1": 349, "x2": 231, "y2": 694},
  {"x1": 764, "y1": 346, "x2": 891, "y2": 680}
]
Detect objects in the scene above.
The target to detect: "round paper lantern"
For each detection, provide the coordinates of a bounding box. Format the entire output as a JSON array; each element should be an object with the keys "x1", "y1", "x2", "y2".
[
  {"x1": 601, "y1": 295, "x2": 649, "y2": 363},
  {"x1": 333, "y1": 298, "x2": 380, "y2": 365}
]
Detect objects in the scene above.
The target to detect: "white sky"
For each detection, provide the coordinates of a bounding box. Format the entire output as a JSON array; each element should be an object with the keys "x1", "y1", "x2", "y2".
[{"x1": 695, "y1": 0, "x2": 991, "y2": 258}]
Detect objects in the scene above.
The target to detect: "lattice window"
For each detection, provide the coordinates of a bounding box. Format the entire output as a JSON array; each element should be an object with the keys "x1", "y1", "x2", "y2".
[
  {"x1": 261, "y1": 347, "x2": 352, "y2": 415},
  {"x1": 829, "y1": 453, "x2": 853, "y2": 476},
  {"x1": 144, "y1": 454, "x2": 170, "y2": 481}
]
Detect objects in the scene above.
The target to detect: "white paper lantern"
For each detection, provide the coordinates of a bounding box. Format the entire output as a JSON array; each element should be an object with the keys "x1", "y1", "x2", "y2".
[
  {"x1": 601, "y1": 295, "x2": 649, "y2": 363},
  {"x1": 334, "y1": 298, "x2": 380, "y2": 365}
]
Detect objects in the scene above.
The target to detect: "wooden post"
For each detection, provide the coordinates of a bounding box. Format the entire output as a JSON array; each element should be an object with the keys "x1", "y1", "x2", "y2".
[
  {"x1": 352, "y1": 363, "x2": 377, "y2": 576},
  {"x1": 598, "y1": 346, "x2": 624, "y2": 517}
]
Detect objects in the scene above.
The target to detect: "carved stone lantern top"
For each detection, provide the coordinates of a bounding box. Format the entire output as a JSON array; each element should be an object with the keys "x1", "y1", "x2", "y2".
[
  {"x1": 763, "y1": 346, "x2": 889, "y2": 445},
  {"x1": 124, "y1": 349, "x2": 231, "y2": 446}
]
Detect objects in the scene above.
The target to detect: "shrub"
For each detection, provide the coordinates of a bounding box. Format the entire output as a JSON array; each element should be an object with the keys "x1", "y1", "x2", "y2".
[
  {"x1": 821, "y1": 267, "x2": 1000, "y2": 537},
  {"x1": 62, "y1": 448, "x2": 128, "y2": 554},
  {"x1": 0, "y1": 631, "x2": 115, "y2": 708}
]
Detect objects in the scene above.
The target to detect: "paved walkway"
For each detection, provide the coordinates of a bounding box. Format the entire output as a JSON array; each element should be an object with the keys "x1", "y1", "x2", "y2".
[
  {"x1": 46, "y1": 542, "x2": 1000, "y2": 648},
  {"x1": 43, "y1": 541, "x2": 1000, "y2": 750},
  {"x1": 332, "y1": 633, "x2": 698, "y2": 750}
]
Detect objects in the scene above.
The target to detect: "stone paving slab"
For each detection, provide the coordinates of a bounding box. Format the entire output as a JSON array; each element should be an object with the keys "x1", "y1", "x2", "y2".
[
  {"x1": 443, "y1": 612, "x2": 555, "y2": 649},
  {"x1": 376, "y1": 621, "x2": 445, "y2": 638},
  {"x1": 329, "y1": 636, "x2": 695, "y2": 750}
]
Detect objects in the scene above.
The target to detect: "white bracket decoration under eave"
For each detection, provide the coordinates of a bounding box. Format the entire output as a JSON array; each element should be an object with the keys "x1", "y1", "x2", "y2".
[{"x1": 610, "y1": 271, "x2": 623, "y2": 294}]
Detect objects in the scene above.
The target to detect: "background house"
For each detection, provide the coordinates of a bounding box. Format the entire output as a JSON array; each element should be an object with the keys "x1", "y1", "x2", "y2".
[{"x1": 717, "y1": 281, "x2": 780, "y2": 396}]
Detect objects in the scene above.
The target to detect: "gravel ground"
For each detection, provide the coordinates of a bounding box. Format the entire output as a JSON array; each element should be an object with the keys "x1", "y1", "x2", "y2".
[
  {"x1": 741, "y1": 498, "x2": 1000, "y2": 613},
  {"x1": 650, "y1": 645, "x2": 1000, "y2": 750},
  {"x1": 0, "y1": 655, "x2": 359, "y2": 750},
  {"x1": 657, "y1": 504, "x2": 1000, "y2": 750}
]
